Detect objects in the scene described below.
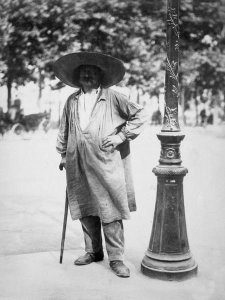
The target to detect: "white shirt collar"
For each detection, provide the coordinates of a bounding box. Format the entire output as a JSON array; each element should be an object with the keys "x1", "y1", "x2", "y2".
[{"x1": 80, "y1": 87, "x2": 101, "y2": 96}]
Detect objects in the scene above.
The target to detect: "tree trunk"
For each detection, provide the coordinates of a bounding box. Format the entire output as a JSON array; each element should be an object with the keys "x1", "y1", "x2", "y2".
[
  {"x1": 137, "y1": 88, "x2": 140, "y2": 104},
  {"x1": 194, "y1": 89, "x2": 199, "y2": 126},
  {"x1": 7, "y1": 78, "x2": 12, "y2": 110},
  {"x1": 223, "y1": 90, "x2": 225, "y2": 121},
  {"x1": 37, "y1": 67, "x2": 43, "y2": 111}
]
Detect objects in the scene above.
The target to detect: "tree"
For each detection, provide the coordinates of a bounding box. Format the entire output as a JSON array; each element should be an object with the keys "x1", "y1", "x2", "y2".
[
  {"x1": 69, "y1": 0, "x2": 166, "y2": 96},
  {"x1": 0, "y1": 0, "x2": 34, "y2": 109},
  {"x1": 0, "y1": 0, "x2": 78, "y2": 110},
  {"x1": 27, "y1": 0, "x2": 76, "y2": 107},
  {"x1": 1, "y1": 0, "x2": 225, "y2": 122},
  {"x1": 179, "y1": 0, "x2": 225, "y2": 122}
]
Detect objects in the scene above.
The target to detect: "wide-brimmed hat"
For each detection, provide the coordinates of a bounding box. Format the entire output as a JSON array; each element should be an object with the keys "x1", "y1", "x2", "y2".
[{"x1": 53, "y1": 52, "x2": 125, "y2": 88}]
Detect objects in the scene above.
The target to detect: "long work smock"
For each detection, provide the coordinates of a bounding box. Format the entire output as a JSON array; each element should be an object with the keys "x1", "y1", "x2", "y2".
[{"x1": 56, "y1": 88, "x2": 147, "y2": 223}]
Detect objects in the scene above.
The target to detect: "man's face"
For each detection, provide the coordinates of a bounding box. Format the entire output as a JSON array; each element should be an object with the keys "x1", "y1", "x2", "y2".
[{"x1": 78, "y1": 65, "x2": 102, "y2": 91}]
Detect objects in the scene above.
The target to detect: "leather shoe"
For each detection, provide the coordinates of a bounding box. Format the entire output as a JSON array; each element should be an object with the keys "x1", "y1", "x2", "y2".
[
  {"x1": 110, "y1": 260, "x2": 130, "y2": 278},
  {"x1": 74, "y1": 252, "x2": 104, "y2": 265}
]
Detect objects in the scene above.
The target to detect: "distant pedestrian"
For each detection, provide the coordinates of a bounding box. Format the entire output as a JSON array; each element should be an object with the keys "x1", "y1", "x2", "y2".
[
  {"x1": 200, "y1": 108, "x2": 207, "y2": 127},
  {"x1": 54, "y1": 52, "x2": 147, "y2": 278}
]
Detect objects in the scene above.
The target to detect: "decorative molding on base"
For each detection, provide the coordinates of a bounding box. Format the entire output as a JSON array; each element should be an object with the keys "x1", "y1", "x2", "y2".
[{"x1": 141, "y1": 255, "x2": 198, "y2": 281}]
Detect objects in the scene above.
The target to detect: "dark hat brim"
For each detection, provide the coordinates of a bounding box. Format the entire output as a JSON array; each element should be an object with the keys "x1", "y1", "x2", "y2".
[{"x1": 53, "y1": 52, "x2": 125, "y2": 88}]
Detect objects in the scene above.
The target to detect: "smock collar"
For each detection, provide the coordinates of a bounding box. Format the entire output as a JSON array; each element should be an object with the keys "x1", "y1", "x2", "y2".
[{"x1": 74, "y1": 88, "x2": 107, "y2": 101}]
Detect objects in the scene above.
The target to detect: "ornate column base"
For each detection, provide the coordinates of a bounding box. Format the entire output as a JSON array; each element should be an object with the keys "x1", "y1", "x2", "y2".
[
  {"x1": 141, "y1": 132, "x2": 198, "y2": 281},
  {"x1": 141, "y1": 253, "x2": 198, "y2": 281}
]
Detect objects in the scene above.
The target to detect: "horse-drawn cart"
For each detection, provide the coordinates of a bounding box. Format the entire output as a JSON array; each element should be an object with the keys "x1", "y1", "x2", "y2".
[{"x1": 0, "y1": 110, "x2": 51, "y2": 137}]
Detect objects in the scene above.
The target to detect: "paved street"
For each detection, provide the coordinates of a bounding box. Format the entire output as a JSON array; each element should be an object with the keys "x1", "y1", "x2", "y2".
[{"x1": 0, "y1": 125, "x2": 225, "y2": 300}]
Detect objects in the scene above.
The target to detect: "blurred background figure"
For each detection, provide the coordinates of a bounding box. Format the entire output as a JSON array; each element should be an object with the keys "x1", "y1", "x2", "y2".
[{"x1": 7, "y1": 98, "x2": 23, "y2": 123}]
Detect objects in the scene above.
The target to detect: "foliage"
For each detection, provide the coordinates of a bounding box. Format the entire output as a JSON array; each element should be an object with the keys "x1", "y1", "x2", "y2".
[
  {"x1": 69, "y1": 0, "x2": 166, "y2": 96},
  {"x1": 180, "y1": 0, "x2": 225, "y2": 102},
  {"x1": 0, "y1": 0, "x2": 225, "y2": 117},
  {"x1": 0, "y1": 0, "x2": 76, "y2": 107},
  {"x1": 0, "y1": 1, "x2": 33, "y2": 87}
]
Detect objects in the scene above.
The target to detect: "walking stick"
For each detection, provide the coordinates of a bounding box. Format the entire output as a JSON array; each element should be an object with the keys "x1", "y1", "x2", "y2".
[
  {"x1": 59, "y1": 161, "x2": 68, "y2": 264},
  {"x1": 60, "y1": 190, "x2": 69, "y2": 264}
]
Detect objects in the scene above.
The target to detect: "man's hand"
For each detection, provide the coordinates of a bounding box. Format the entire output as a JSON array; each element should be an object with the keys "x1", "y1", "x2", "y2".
[
  {"x1": 59, "y1": 157, "x2": 66, "y2": 171},
  {"x1": 102, "y1": 135, "x2": 123, "y2": 149}
]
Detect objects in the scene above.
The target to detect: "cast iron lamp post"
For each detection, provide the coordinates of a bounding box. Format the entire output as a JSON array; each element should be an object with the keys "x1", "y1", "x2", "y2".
[{"x1": 141, "y1": 0, "x2": 198, "y2": 280}]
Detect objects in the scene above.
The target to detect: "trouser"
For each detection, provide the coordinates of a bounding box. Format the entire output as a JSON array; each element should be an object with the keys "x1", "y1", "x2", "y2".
[{"x1": 80, "y1": 216, "x2": 124, "y2": 262}]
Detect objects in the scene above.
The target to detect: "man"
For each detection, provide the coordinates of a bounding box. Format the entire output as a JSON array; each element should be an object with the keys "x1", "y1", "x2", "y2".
[{"x1": 54, "y1": 52, "x2": 147, "y2": 278}]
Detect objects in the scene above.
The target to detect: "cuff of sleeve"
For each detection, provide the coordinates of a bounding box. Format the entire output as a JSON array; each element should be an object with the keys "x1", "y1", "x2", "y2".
[{"x1": 117, "y1": 131, "x2": 126, "y2": 142}]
